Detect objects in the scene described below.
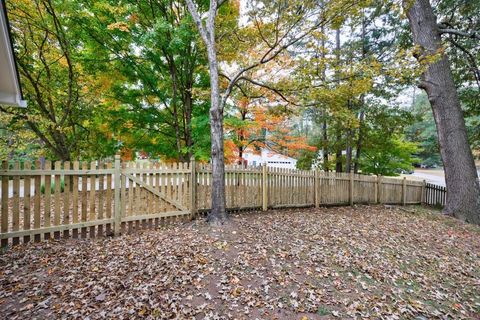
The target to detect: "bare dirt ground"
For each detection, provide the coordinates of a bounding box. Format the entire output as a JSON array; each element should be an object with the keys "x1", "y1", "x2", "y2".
[{"x1": 1, "y1": 205, "x2": 479, "y2": 319}]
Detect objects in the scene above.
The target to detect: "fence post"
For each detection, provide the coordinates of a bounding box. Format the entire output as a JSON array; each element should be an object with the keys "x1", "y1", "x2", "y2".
[
  {"x1": 377, "y1": 175, "x2": 382, "y2": 204},
  {"x1": 262, "y1": 163, "x2": 268, "y2": 211},
  {"x1": 349, "y1": 171, "x2": 354, "y2": 206},
  {"x1": 421, "y1": 180, "x2": 426, "y2": 205},
  {"x1": 314, "y1": 169, "x2": 320, "y2": 208},
  {"x1": 190, "y1": 156, "x2": 197, "y2": 218},
  {"x1": 113, "y1": 155, "x2": 121, "y2": 236},
  {"x1": 402, "y1": 177, "x2": 407, "y2": 206}
]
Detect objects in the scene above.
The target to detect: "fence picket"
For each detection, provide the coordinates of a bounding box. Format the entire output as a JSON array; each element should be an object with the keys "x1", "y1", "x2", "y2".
[
  {"x1": 1, "y1": 161, "x2": 8, "y2": 247},
  {"x1": 81, "y1": 161, "x2": 88, "y2": 238},
  {"x1": 106, "y1": 161, "x2": 112, "y2": 235},
  {"x1": 12, "y1": 161, "x2": 20, "y2": 245},
  {"x1": 45, "y1": 160, "x2": 54, "y2": 240},
  {"x1": 98, "y1": 161, "x2": 105, "y2": 236},
  {"x1": 89, "y1": 161, "x2": 96, "y2": 237},
  {"x1": 23, "y1": 161, "x2": 32, "y2": 243},
  {"x1": 34, "y1": 160, "x2": 41, "y2": 242},
  {"x1": 72, "y1": 161, "x2": 79, "y2": 238},
  {"x1": 63, "y1": 161, "x2": 71, "y2": 238}
]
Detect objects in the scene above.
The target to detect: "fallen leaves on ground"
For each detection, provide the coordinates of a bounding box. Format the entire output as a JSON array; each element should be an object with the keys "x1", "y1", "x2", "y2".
[{"x1": 1, "y1": 205, "x2": 479, "y2": 319}]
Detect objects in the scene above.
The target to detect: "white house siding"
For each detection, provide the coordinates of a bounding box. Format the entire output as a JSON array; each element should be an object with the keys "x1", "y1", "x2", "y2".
[
  {"x1": 0, "y1": 2, "x2": 26, "y2": 107},
  {"x1": 242, "y1": 148, "x2": 297, "y2": 169}
]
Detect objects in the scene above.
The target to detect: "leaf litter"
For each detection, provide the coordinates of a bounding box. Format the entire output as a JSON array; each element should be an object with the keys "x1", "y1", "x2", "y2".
[{"x1": 1, "y1": 205, "x2": 479, "y2": 319}]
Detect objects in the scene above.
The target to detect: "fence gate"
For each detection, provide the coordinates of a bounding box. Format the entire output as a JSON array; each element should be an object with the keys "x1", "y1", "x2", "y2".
[{"x1": 116, "y1": 161, "x2": 192, "y2": 233}]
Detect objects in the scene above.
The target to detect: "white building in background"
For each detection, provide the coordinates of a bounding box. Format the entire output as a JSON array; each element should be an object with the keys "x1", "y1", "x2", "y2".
[{"x1": 242, "y1": 148, "x2": 297, "y2": 169}]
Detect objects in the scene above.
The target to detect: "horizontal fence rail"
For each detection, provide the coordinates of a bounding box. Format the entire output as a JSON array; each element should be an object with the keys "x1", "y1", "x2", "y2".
[{"x1": 1, "y1": 156, "x2": 427, "y2": 247}]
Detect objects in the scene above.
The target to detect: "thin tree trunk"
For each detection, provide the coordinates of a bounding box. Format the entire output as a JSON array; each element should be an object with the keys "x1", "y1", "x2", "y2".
[
  {"x1": 334, "y1": 28, "x2": 343, "y2": 173},
  {"x1": 345, "y1": 100, "x2": 352, "y2": 173},
  {"x1": 345, "y1": 138, "x2": 352, "y2": 173},
  {"x1": 354, "y1": 110, "x2": 364, "y2": 174},
  {"x1": 205, "y1": 40, "x2": 227, "y2": 224},
  {"x1": 184, "y1": 89, "x2": 193, "y2": 159},
  {"x1": 354, "y1": 15, "x2": 366, "y2": 174},
  {"x1": 238, "y1": 147, "x2": 243, "y2": 165},
  {"x1": 322, "y1": 118, "x2": 328, "y2": 168},
  {"x1": 186, "y1": 0, "x2": 227, "y2": 224},
  {"x1": 320, "y1": 19, "x2": 329, "y2": 169},
  {"x1": 335, "y1": 127, "x2": 343, "y2": 173},
  {"x1": 404, "y1": 0, "x2": 480, "y2": 224}
]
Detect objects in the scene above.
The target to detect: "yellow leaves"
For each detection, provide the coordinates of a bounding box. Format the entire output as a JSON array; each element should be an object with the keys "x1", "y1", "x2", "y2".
[
  {"x1": 231, "y1": 287, "x2": 242, "y2": 297},
  {"x1": 58, "y1": 56, "x2": 69, "y2": 67},
  {"x1": 125, "y1": 120, "x2": 134, "y2": 129},
  {"x1": 196, "y1": 255, "x2": 208, "y2": 264},
  {"x1": 107, "y1": 22, "x2": 130, "y2": 32},
  {"x1": 213, "y1": 240, "x2": 229, "y2": 250}
]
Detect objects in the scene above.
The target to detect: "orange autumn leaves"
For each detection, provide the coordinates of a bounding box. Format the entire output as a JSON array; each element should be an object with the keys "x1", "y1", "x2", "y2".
[{"x1": 224, "y1": 99, "x2": 316, "y2": 164}]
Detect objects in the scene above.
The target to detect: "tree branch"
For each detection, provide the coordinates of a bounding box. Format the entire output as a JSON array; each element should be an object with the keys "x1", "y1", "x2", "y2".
[
  {"x1": 238, "y1": 77, "x2": 299, "y2": 106},
  {"x1": 438, "y1": 27, "x2": 480, "y2": 40},
  {"x1": 185, "y1": 0, "x2": 209, "y2": 45}
]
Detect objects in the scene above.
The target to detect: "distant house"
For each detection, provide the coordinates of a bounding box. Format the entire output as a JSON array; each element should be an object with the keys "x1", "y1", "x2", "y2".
[
  {"x1": 242, "y1": 148, "x2": 297, "y2": 169},
  {"x1": 0, "y1": 1, "x2": 26, "y2": 107}
]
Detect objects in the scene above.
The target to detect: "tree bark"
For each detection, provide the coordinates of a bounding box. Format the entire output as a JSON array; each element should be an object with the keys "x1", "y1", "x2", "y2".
[
  {"x1": 404, "y1": 0, "x2": 480, "y2": 224},
  {"x1": 335, "y1": 127, "x2": 343, "y2": 173},
  {"x1": 334, "y1": 29, "x2": 343, "y2": 173},
  {"x1": 353, "y1": 110, "x2": 364, "y2": 174},
  {"x1": 186, "y1": 0, "x2": 227, "y2": 224}
]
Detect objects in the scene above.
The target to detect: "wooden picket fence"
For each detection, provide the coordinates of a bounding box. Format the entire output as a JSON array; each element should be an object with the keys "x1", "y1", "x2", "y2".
[
  {"x1": 0, "y1": 156, "x2": 426, "y2": 247},
  {"x1": 424, "y1": 183, "x2": 446, "y2": 208}
]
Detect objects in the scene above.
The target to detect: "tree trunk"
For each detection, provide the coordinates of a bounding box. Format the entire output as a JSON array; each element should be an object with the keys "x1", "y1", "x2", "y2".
[
  {"x1": 345, "y1": 139, "x2": 352, "y2": 173},
  {"x1": 205, "y1": 42, "x2": 227, "y2": 224},
  {"x1": 334, "y1": 29, "x2": 343, "y2": 173},
  {"x1": 354, "y1": 16, "x2": 366, "y2": 174},
  {"x1": 353, "y1": 110, "x2": 364, "y2": 174},
  {"x1": 335, "y1": 127, "x2": 343, "y2": 173},
  {"x1": 184, "y1": 89, "x2": 193, "y2": 159},
  {"x1": 404, "y1": 0, "x2": 480, "y2": 224},
  {"x1": 322, "y1": 118, "x2": 328, "y2": 168},
  {"x1": 185, "y1": 0, "x2": 227, "y2": 224}
]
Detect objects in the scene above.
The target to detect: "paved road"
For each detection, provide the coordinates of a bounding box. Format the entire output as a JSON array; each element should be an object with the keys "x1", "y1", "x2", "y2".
[
  {"x1": 410, "y1": 171, "x2": 446, "y2": 186},
  {"x1": 408, "y1": 168, "x2": 480, "y2": 187}
]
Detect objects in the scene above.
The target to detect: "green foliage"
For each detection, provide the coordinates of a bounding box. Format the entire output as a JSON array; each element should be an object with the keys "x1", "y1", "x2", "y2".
[
  {"x1": 71, "y1": 0, "x2": 214, "y2": 161},
  {"x1": 296, "y1": 149, "x2": 316, "y2": 170},
  {"x1": 1, "y1": 0, "x2": 475, "y2": 173},
  {"x1": 0, "y1": 113, "x2": 43, "y2": 161},
  {"x1": 405, "y1": 93, "x2": 441, "y2": 166},
  {"x1": 360, "y1": 104, "x2": 419, "y2": 176},
  {"x1": 360, "y1": 136, "x2": 419, "y2": 176},
  {"x1": 4, "y1": 0, "x2": 112, "y2": 161},
  {"x1": 405, "y1": 90, "x2": 480, "y2": 165},
  {"x1": 40, "y1": 179, "x2": 65, "y2": 194}
]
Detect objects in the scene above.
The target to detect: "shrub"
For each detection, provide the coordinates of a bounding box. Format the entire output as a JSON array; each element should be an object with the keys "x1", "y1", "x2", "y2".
[{"x1": 40, "y1": 178, "x2": 65, "y2": 194}]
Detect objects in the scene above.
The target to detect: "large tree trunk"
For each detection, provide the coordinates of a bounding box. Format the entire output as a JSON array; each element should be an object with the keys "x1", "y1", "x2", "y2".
[{"x1": 404, "y1": 0, "x2": 480, "y2": 224}]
